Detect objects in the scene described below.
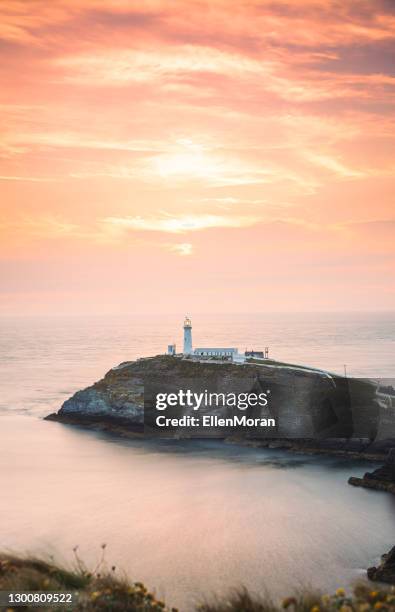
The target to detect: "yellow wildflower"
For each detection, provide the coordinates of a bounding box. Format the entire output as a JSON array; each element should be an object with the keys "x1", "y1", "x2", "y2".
[
  {"x1": 336, "y1": 588, "x2": 346, "y2": 597},
  {"x1": 311, "y1": 606, "x2": 320, "y2": 612}
]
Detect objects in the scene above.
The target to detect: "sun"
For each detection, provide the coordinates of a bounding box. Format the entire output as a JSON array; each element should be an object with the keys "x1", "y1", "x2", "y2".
[
  {"x1": 154, "y1": 140, "x2": 219, "y2": 180},
  {"x1": 156, "y1": 152, "x2": 204, "y2": 177}
]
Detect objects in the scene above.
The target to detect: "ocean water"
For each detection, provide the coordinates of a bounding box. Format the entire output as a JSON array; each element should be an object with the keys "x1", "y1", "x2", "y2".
[{"x1": 0, "y1": 312, "x2": 394, "y2": 610}]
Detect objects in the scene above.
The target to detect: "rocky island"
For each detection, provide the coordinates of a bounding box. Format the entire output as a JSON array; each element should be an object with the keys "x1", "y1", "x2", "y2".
[{"x1": 46, "y1": 354, "x2": 395, "y2": 456}]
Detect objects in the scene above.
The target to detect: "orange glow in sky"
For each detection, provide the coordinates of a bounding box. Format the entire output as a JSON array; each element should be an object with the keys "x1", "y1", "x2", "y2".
[{"x1": 0, "y1": 0, "x2": 394, "y2": 314}]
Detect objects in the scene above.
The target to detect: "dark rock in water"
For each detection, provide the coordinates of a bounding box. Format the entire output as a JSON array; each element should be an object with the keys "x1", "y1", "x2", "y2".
[
  {"x1": 348, "y1": 449, "x2": 395, "y2": 494},
  {"x1": 368, "y1": 546, "x2": 395, "y2": 584},
  {"x1": 364, "y1": 448, "x2": 395, "y2": 481}
]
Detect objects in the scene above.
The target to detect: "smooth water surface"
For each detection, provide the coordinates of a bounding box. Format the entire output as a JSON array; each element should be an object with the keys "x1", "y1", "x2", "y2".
[{"x1": 1, "y1": 416, "x2": 394, "y2": 610}]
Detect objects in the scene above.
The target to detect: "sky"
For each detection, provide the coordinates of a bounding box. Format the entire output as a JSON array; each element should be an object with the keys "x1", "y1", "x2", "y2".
[{"x1": 0, "y1": 0, "x2": 394, "y2": 315}]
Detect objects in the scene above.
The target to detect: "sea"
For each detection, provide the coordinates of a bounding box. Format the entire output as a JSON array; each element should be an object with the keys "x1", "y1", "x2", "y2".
[{"x1": 0, "y1": 312, "x2": 394, "y2": 610}]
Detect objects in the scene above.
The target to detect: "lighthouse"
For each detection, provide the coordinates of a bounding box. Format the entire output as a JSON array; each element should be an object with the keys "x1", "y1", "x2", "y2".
[{"x1": 183, "y1": 316, "x2": 193, "y2": 354}]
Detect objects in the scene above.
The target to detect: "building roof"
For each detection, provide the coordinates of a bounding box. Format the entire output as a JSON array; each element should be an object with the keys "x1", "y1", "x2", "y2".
[{"x1": 194, "y1": 347, "x2": 238, "y2": 352}]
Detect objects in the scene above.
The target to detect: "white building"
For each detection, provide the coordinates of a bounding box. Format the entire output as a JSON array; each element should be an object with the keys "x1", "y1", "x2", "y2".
[{"x1": 194, "y1": 348, "x2": 238, "y2": 358}]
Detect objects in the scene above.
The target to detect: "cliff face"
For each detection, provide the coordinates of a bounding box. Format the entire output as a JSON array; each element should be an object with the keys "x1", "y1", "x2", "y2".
[{"x1": 46, "y1": 355, "x2": 395, "y2": 454}]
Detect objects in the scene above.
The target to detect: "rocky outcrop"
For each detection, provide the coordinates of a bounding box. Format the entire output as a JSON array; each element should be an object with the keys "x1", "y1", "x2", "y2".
[
  {"x1": 46, "y1": 355, "x2": 395, "y2": 456},
  {"x1": 348, "y1": 448, "x2": 395, "y2": 494},
  {"x1": 368, "y1": 546, "x2": 395, "y2": 584}
]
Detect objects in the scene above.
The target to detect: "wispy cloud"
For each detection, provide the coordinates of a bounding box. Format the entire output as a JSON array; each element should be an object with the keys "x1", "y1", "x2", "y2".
[
  {"x1": 0, "y1": 216, "x2": 80, "y2": 237},
  {"x1": 3, "y1": 131, "x2": 164, "y2": 153},
  {"x1": 55, "y1": 46, "x2": 268, "y2": 85},
  {"x1": 0, "y1": 175, "x2": 57, "y2": 182},
  {"x1": 168, "y1": 242, "x2": 193, "y2": 256},
  {"x1": 53, "y1": 44, "x2": 395, "y2": 105},
  {"x1": 101, "y1": 214, "x2": 260, "y2": 234},
  {"x1": 303, "y1": 151, "x2": 365, "y2": 178}
]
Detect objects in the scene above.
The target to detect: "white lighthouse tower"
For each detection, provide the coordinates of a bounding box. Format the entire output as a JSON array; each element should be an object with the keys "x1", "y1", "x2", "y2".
[{"x1": 183, "y1": 316, "x2": 193, "y2": 354}]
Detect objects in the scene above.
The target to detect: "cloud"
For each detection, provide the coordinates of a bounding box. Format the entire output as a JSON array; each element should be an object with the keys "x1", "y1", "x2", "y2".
[
  {"x1": 0, "y1": 216, "x2": 80, "y2": 238},
  {"x1": 169, "y1": 242, "x2": 193, "y2": 256},
  {"x1": 0, "y1": 175, "x2": 57, "y2": 182},
  {"x1": 101, "y1": 214, "x2": 260, "y2": 234},
  {"x1": 4, "y1": 131, "x2": 163, "y2": 153},
  {"x1": 55, "y1": 46, "x2": 267, "y2": 85},
  {"x1": 52, "y1": 44, "x2": 395, "y2": 105},
  {"x1": 68, "y1": 139, "x2": 290, "y2": 188},
  {"x1": 2, "y1": 1, "x2": 395, "y2": 52},
  {"x1": 303, "y1": 151, "x2": 365, "y2": 178}
]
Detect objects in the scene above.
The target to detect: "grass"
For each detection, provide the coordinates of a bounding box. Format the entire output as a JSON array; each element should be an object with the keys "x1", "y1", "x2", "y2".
[
  {"x1": 0, "y1": 550, "x2": 394, "y2": 612},
  {"x1": 244, "y1": 358, "x2": 333, "y2": 373},
  {"x1": 199, "y1": 584, "x2": 395, "y2": 612},
  {"x1": 0, "y1": 548, "x2": 172, "y2": 612}
]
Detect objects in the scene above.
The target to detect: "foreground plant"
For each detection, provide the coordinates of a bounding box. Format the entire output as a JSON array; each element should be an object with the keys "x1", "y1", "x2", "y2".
[
  {"x1": 0, "y1": 551, "x2": 176, "y2": 611},
  {"x1": 198, "y1": 584, "x2": 395, "y2": 612},
  {"x1": 0, "y1": 552, "x2": 394, "y2": 612}
]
